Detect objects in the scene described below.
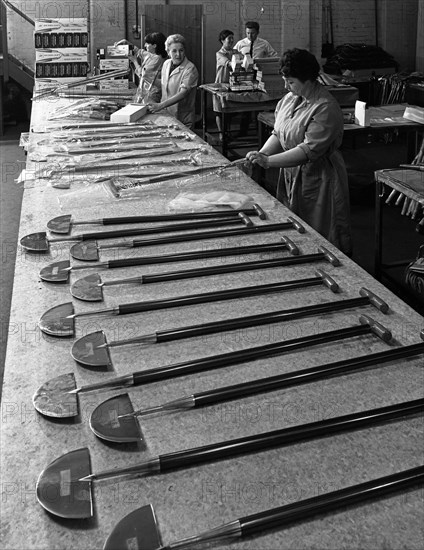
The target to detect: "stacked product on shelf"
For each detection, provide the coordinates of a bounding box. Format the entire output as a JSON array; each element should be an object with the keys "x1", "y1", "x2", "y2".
[
  {"x1": 98, "y1": 43, "x2": 130, "y2": 92},
  {"x1": 255, "y1": 57, "x2": 286, "y2": 95},
  {"x1": 229, "y1": 53, "x2": 257, "y2": 92},
  {"x1": 34, "y1": 18, "x2": 89, "y2": 93}
]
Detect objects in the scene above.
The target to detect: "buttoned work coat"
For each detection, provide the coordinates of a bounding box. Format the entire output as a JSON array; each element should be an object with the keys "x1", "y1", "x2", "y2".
[
  {"x1": 160, "y1": 57, "x2": 199, "y2": 128},
  {"x1": 273, "y1": 82, "x2": 352, "y2": 255}
]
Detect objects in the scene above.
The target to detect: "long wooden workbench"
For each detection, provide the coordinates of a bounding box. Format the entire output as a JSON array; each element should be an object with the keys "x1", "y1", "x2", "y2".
[{"x1": 1, "y1": 96, "x2": 423, "y2": 550}]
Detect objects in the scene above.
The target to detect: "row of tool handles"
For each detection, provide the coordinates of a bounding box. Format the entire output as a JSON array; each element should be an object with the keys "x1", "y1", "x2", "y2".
[{"x1": 384, "y1": 186, "x2": 424, "y2": 233}]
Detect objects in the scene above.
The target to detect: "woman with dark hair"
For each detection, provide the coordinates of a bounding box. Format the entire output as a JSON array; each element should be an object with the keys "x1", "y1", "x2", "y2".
[
  {"x1": 246, "y1": 48, "x2": 352, "y2": 255},
  {"x1": 214, "y1": 29, "x2": 237, "y2": 141},
  {"x1": 131, "y1": 32, "x2": 167, "y2": 102},
  {"x1": 147, "y1": 34, "x2": 198, "y2": 128}
]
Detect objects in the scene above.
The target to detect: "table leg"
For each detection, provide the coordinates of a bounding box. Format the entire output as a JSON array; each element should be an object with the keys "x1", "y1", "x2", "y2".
[
  {"x1": 374, "y1": 176, "x2": 384, "y2": 280},
  {"x1": 201, "y1": 88, "x2": 206, "y2": 142},
  {"x1": 222, "y1": 111, "x2": 228, "y2": 158}
]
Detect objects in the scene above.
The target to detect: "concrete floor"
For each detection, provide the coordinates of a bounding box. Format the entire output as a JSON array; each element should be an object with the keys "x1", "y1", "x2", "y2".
[
  {"x1": 1, "y1": 121, "x2": 423, "y2": 399},
  {"x1": 0, "y1": 122, "x2": 27, "y2": 394}
]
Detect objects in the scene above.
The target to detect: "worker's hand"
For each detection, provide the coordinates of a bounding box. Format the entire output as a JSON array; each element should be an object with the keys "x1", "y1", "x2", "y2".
[
  {"x1": 128, "y1": 53, "x2": 140, "y2": 66},
  {"x1": 146, "y1": 102, "x2": 163, "y2": 114},
  {"x1": 114, "y1": 39, "x2": 131, "y2": 46},
  {"x1": 114, "y1": 39, "x2": 139, "y2": 56},
  {"x1": 246, "y1": 150, "x2": 269, "y2": 169}
]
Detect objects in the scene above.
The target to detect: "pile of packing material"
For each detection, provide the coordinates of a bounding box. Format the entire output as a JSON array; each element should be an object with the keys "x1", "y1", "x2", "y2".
[
  {"x1": 254, "y1": 57, "x2": 285, "y2": 95},
  {"x1": 98, "y1": 44, "x2": 130, "y2": 91},
  {"x1": 34, "y1": 18, "x2": 89, "y2": 93},
  {"x1": 403, "y1": 105, "x2": 424, "y2": 125}
]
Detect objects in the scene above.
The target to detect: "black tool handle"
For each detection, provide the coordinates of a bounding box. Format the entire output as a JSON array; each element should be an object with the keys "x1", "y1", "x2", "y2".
[
  {"x1": 239, "y1": 464, "x2": 424, "y2": 537},
  {"x1": 106, "y1": 241, "x2": 289, "y2": 269},
  {"x1": 158, "y1": 400, "x2": 423, "y2": 472},
  {"x1": 117, "y1": 254, "x2": 331, "y2": 309},
  {"x1": 130, "y1": 221, "x2": 304, "y2": 248},
  {"x1": 192, "y1": 342, "x2": 424, "y2": 407},
  {"x1": 78, "y1": 217, "x2": 245, "y2": 242},
  {"x1": 154, "y1": 296, "x2": 378, "y2": 343},
  {"x1": 115, "y1": 277, "x2": 323, "y2": 314},
  {"x1": 100, "y1": 209, "x2": 262, "y2": 225},
  {"x1": 131, "y1": 323, "x2": 377, "y2": 386}
]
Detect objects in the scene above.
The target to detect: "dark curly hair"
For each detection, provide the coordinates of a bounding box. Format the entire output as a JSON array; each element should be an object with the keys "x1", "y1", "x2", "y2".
[
  {"x1": 145, "y1": 32, "x2": 167, "y2": 58},
  {"x1": 280, "y1": 48, "x2": 320, "y2": 82},
  {"x1": 218, "y1": 29, "x2": 234, "y2": 43}
]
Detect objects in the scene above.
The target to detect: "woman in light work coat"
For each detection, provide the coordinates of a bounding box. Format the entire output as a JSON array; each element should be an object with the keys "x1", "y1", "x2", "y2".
[
  {"x1": 246, "y1": 48, "x2": 352, "y2": 256},
  {"x1": 214, "y1": 29, "x2": 238, "y2": 141},
  {"x1": 147, "y1": 34, "x2": 199, "y2": 128}
]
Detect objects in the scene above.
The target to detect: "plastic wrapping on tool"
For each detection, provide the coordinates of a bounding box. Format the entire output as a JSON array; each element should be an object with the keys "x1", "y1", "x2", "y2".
[
  {"x1": 48, "y1": 132, "x2": 193, "y2": 153},
  {"x1": 50, "y1": 136, "x2": 172, "y2": 152},
  {"x1": 35, "y1": 149, "x2": 205, "y2": 180},
  {"x1": 101, "y1": 158, "x2": 248, "y2": 199},
  {"x1": 167, "y1": 190, "x2": 255, "y2": 211},
  {"x1": 19, "y1": 132, "x2": 30, "y2": 149},
  {"x1": 29, "y1": 143, "x2": 183, "y2": 163},
  {"x1": 167, "y1": 190, "x2": 278, "y2": 212},
  {"x1": 57, "y1": 183, "x2": 116, "y2": 208},
  {"x1": 39, "y1": 129, "x2": 168, "y2": 146},
  {"x1": 104, "y1": 176, "x2": 168, "y2": 198},
  {"x1": 46, "y1": 98, "x2": 126, "y2": 121}
]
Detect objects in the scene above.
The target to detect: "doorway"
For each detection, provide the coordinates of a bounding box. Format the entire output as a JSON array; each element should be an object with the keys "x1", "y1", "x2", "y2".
[{"x1": 142, "y1": 4, "x2": 203, "y2": 120}]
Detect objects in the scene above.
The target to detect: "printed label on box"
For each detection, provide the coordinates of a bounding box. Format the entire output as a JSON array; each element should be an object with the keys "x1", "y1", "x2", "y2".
[
  {"x1": 99, "y1": 59, "x2": 129, "y2": 71},
  {"x1": 106, "y1": 45, "x2": 131, "y2": 57},
  {"x1": 99, "y1": 79, "x2": 129, "y2": 91},
  {"x1": 35, "y1": 18, "x2": 87, "y2": 32},
  {"x1": 36, "y1": 48, "x2": 88, "y2": 62}
]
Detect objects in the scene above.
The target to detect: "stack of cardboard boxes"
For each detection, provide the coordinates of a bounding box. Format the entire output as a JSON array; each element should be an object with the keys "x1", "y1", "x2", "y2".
[
  {"x1": 227, "y1": 54, "x2": 285, "y2": 96},
  {"x1": 228, "y1": 53, "x2": 257, "y2": 92},
  {"x1": 254, "y1": 58, "x2": 285, "y2": 95},
  {"x1": 97, "y1": 44, "x2": 130, "y2": 92},
  {"x1": 34, "y1": 18, "x2": 89, "y2": 92}
]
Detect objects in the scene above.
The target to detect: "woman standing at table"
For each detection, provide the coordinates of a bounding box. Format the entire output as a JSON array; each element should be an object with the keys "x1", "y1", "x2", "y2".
[
  {"x1": 214, "y1": 29, "x2": 237, "y2": 141},
  {"x1": 131, "y1": 32, "x2": 167, "y2": 103},
  {"x1": 147, "y1": 34, "x2": 199, "y2": 129},
  {"x1": 246, "y1": 48, "x2": 352, "y2": 255}
]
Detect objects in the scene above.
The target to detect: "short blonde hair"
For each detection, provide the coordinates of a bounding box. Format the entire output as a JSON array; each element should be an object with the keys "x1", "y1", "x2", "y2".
[{"x1": 166, "y1": 34, "x2": 186, "y2": 51}]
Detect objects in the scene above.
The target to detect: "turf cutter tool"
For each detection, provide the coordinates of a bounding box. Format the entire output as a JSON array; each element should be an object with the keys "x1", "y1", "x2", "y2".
[
  {"x1": 46, "y1": 204, "x2": 266, "y2": 234},
  {"x1": 36, "y1": 398, "x2": 423, "y2": 518},
  {"x1": 69, "y1": 219, "x2": 306, "y2": 261},
  {"x1": 103, "y1": 466, "x2": 424, "y2": 550},
  {"x1": 39, "y1": 237, "x2": 298, "y2": 284},
  {"x1": 20, "y1": 214, "x2": 254, "y2": 253},
  {"x1": 32, "y1": 314, "x2": 404, "y2": 419}
]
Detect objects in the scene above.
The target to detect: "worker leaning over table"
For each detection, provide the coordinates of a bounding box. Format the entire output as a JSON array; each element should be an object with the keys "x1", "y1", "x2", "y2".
[
  {"x1": 147, "y1": 34, "x2": 199, "y2": 129},
  {"x1": 246, "y1": 48, "x2": 353, "y2": 256}
]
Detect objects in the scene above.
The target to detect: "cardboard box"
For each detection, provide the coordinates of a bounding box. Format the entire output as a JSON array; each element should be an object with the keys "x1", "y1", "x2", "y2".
[
  {"x1": 99, "y1": 79, "x2": 129, "y2": 91},
  {"x1": 354, "y1": 100, "x2": 371, "y2": 127},
  {"x1": 34, "y1": 18, "x2": 88, "y2": 49},
  {"x1": 106, "y1": 45, "x2": 131, "y2": 57},
  {"x1": 99, "y1": 58, "x2": 129, "y2": 72},
  {"x1": 34, "y1": 18, "x2": 87, "y2": 32},
  {"x1": 110, "y1": 104, "x2": 148, "y2": 122},
  {"x1": 34, "y1": 77, "x2": 85, "y2": 92},
  {"x1": 36, "y1": 48, "x2": 88, "y2": 62}
]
